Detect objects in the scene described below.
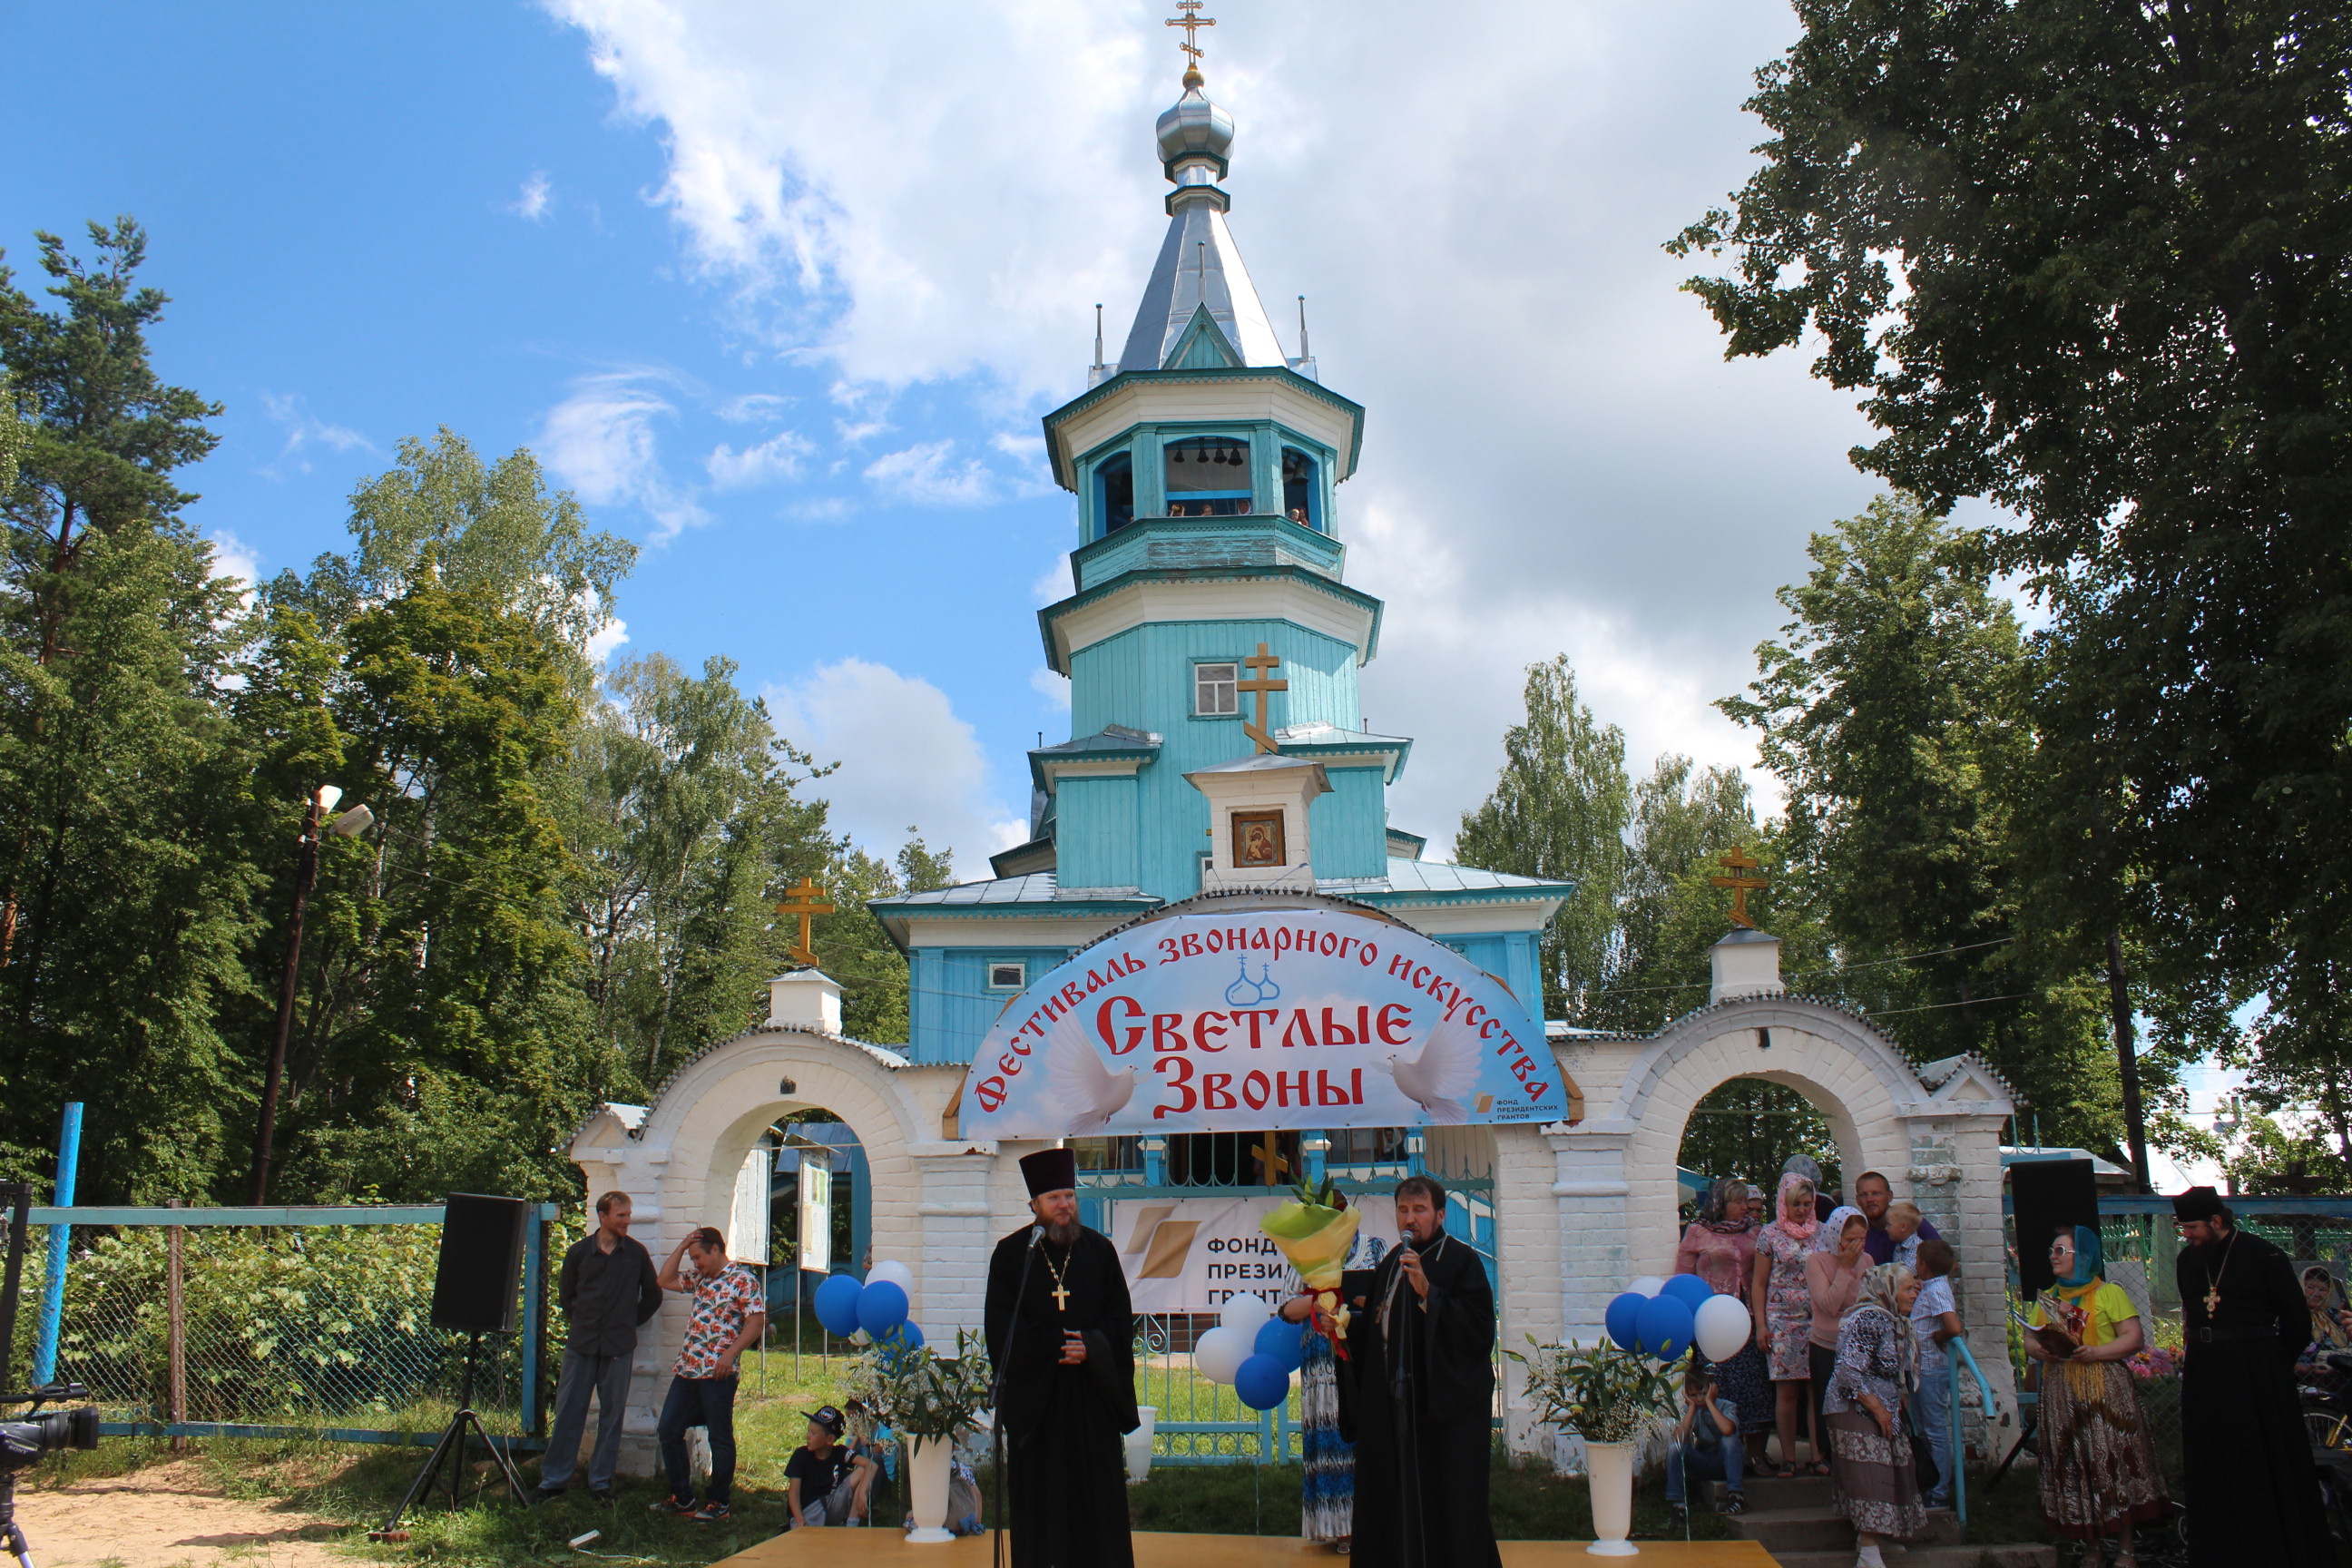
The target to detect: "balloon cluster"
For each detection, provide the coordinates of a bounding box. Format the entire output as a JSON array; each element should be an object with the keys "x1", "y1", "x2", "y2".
[
  {"x1": 1192, "y1": 1295, "x2": 1305, "y2": 1412},
  {"x1": 1602, "y1": 1273, "x2": 1752, "y2": 1366},
  {"x1": 813, "y1": 1259, "x2": 926, "y2": 1360}
]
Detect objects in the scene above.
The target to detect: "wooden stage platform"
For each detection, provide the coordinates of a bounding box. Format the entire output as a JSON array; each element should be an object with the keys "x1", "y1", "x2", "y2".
[{"x1": 717, "y1": 1530, "x2": 1778, "y2": 1566}]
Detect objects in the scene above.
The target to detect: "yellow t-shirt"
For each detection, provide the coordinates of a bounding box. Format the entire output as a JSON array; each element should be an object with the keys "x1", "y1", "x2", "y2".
[{"x1": 2031, "y1": 1280, "x2": 2136, "y2": 1348}]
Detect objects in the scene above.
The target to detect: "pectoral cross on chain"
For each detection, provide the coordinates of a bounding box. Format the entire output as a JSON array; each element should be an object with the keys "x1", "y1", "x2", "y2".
[
  {"x1": 1238, "y1": 642, "x2": 1287, "y2": 754},
  {"x1": 2204, "y1": 1282, "x2": 2221, "y2": 1316},
  {"x1": 1051, "y1": 1279, "x2": 1072, "y2": 1312}
]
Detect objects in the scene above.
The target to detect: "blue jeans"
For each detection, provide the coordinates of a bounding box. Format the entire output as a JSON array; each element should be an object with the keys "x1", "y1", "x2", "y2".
[
  {"x1": 1665, "y1": 1437, "x2": 1744, "y2": 1503},
  {"x1": 655, "y1": 1374, "x2": 740, "y2": 1505},
  {"x1": 1914, "y1": 1355, "x2": 1954, "y2": 1505}
]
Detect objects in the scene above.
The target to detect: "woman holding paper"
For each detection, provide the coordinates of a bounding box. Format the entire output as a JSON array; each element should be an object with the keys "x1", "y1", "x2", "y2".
[{"x1": 2024, "y1": 1226, "x2": 2168, "y2": 1565}]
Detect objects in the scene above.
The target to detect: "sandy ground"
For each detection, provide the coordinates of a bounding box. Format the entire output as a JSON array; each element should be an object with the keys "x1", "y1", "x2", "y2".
[{"x1": 13, "y1": 1461, "x2": 350, "y2": 1568}]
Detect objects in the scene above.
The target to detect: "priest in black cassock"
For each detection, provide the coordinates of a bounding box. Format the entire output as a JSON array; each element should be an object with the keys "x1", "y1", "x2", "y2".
[
  {"x1": 2172, "y1": 1186, "x2": 2328, "y2": 1566},
  {"x1": 1331, "y1": 1174, "x2": 1503, "y2": 1568},
  {"x1": 985, "y1": 1148, "x2": 1138, "y2": 1568}
]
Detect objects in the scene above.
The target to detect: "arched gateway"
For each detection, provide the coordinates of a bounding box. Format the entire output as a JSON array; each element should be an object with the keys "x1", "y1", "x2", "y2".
[{"x1": 566, "y1": 52, "x2": 2016, "y2": 1475}]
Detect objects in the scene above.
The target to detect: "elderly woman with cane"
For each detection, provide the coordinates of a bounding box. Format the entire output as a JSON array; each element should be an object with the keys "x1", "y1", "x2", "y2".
[
  {"x1": 2025, "y1": 1226, "x2": 2168, "y2": 1567},
  {"x1": 1823, "y1": 1262, "x2": 1925, "y2": 1568}
]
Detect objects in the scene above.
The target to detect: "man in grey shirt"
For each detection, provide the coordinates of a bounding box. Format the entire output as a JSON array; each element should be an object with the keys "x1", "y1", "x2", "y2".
[{"x1": 534, "y1": 1190, "x2": 662, "y2": 1502}]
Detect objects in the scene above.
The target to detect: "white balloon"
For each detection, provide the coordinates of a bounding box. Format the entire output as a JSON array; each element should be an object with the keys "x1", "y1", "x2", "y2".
[
  {"x1": 1220, "y1": 1294, "x2": 1276, "y2": 1334},
  {"x1": 867, "y1": 1260, "x2": 916, "y2": 1294},
  {"x1": 1193, "y1": 1324, "x2": 1251, "y2": 1385},
  {"x1": 1628, "y1": 1276, "x2": 1667, "y2": 1298},
  {"x1": 1693, "y1": 1293, "x2": 1752, "y2": 1364}
]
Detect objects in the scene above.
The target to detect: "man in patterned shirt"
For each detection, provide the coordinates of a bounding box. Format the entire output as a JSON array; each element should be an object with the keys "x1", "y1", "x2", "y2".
[{"x1": 651, "y1": 1225, "x2": 766, "y2": 1524}]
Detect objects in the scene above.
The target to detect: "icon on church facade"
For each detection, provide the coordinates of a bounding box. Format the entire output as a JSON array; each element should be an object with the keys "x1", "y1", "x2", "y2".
[{"x1": 1231, "y1": 810, "x2": 1285, "y2": 867}]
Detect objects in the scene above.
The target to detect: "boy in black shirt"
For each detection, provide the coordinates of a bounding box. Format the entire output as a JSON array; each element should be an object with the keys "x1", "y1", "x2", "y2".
[{"x1": 787, "y1": 1406, "x2": 875, "y2": 1527}]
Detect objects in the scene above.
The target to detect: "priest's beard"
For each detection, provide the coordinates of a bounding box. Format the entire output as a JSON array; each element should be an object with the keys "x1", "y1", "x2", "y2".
[{"x1": 1042, "y1": 1218, "x2": 1082, "y2": 1247}]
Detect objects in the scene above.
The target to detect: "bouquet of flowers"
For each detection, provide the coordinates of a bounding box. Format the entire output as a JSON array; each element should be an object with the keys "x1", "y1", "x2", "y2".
[
  {"x1": 2127, "y1": 1344, "x2": 2180, "y2": 1380},
  {"x1": 1259, "y1": 1174, "x2": 1362, "y2": 1352}
]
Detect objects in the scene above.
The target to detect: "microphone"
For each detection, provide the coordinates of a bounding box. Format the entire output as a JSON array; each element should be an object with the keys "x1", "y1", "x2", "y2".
[{"x1": 1028, "y1": 1223, "x2": 1045, "y2": 1250}]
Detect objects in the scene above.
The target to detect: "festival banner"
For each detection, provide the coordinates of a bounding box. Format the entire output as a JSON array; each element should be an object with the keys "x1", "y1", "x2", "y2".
[
  {"x1": 1112, "y1": 1195, "x2": 1398, "y2": 1315},
  {"x1": 960, "y1": 906, "x2": 1560, "y2": 1139}
]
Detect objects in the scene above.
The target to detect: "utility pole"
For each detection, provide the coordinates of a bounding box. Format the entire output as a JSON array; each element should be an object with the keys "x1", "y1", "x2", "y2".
[
  {"x1": 250, "y1": 786, "x2": 371, "y2": 1203},
  {"x1": 2106, "y1": 929, "x2": 2151, "y2": 1193}
]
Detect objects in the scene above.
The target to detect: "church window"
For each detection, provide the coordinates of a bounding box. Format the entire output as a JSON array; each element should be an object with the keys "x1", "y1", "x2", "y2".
[
  {"x1": 1325, "y1": 1127, "x2": 1412, "y2": 1166},
  {"x1": 1094, "y1": 452, "x2": 1134, "y2": 536},
  {"x1": 1194, "y1": 662, "x2": 1238, "y2": 716},
  {"x1": 986, "y1": 961, "x2": 1026, "y2": 991},
  {"x1": 1162, "y1": 436, "x2": 1252, "y2": 516},
  {"x1": 1281, "y1": 446, "x2": 1321, "y2": 530}
]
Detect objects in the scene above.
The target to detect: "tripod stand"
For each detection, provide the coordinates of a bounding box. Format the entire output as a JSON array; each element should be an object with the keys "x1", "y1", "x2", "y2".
[{"x1": 369, "y1": 1331, "x2": 527, "y2": 1542}]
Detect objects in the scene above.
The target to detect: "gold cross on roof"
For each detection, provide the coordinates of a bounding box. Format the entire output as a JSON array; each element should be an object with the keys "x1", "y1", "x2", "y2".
[
  {"x1": 1251, "y1": 1135, "x2": 1290, "y2": 1185},
  {"x1": 1166, "y1": 1, "x2": 1215, "y2": 67},
  {"x1": 1710, "y1": 846, "x2": 1768, "y2": 929},
  {"x1": 1238, "y1": 642, "x2": 1287, "y2": 755},
  {"x1": 777, "y1": 877, "x2": 835, "y2": 968}
]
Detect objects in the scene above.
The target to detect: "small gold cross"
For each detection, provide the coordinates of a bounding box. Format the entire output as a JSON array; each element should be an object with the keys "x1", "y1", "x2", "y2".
[
  {"x1": 1237, "y1": 642, "x2": 1287, "y2": 755},
  {"x1": 2203, "y1": 1284, "x2": 2220, "y2": 1315},
  {"x1": 777, "y1": 877, "x2": 835, "y2": 967},
  {"x1": 1051, "y1": 1280, "x2": 1072, "y2": 1311},
  {"x1": 1710, "y1": 846, "x2": 1769, "y2": 929}
]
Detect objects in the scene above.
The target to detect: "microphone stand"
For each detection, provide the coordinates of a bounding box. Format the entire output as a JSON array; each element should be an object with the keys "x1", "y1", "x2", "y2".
[{"x1": 990, "y1": 1225, "x2": 1044, "y2": 1568}]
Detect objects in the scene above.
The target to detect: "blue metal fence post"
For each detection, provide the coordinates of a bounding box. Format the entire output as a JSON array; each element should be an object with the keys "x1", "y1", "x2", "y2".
[{"x1": 32, "y1": 1102, "x2": 82, "y2": 1386}]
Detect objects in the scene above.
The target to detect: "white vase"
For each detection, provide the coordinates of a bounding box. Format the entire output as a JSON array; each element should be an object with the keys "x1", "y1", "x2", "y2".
[
  {"x1": 1584, "y1": 1439, "x2": 1639, "y2": 1556},
  {"x1": 1124, "y1": 1406, "x2": 1158, "y2": 1484},
  {"x1": 906, "y1": 1434, "x2": 954, "y2": 1544}
]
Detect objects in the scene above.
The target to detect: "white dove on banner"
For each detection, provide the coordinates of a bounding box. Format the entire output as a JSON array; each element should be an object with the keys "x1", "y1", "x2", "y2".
[
  {"x1": 1371, "y1": 1026, "x2": 1480, "y2": 1124},
  {"x1": 1046, "y1": 1033, "x2": 1142, "y2": 1133}
]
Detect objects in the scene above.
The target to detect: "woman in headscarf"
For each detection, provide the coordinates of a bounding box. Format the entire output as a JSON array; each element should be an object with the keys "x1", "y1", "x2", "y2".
[
  {"x1": 1677, "y1": 1177, "x2": 1772, "y2": 1468},
  {"x1": 1804, "y1": 1206, "x2": 1870, "y2": 1477},
  {"x1": 1750, "y1": 1172, "x2": 1824, "y2": 1475},
  {"x1": 2296, "y1": 1264, "x2": 2352, "y2": 1395},
  {"x1": 1822, "y1": 1262, "x2": 1926, "y2": 1567},
  {"x1": 2024, "y1": 1226, "x2": 2168, "y2": 1566},
  {"x1": 1781, "y1": 1152, "x2": 1837, "y2": 1223}
]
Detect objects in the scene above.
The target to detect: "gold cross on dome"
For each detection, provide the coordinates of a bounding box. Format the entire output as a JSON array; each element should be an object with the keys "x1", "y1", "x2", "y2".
[
  {"x1": 1238, "y1": 642, "x2": 1287, "y2": 754},
  {"x1": 777, "y1": 877, "x2": 835, "y2": 967},
  {"x1": 1251, "y1": 1136, "x2": 1290, "y2": 1185},
  {"x1": 1710, "y1": 846, "x2": 1768, "y2": 929},
  {"x1": 1166, "y1": 2, "x2": 1215, "y2": 67}
]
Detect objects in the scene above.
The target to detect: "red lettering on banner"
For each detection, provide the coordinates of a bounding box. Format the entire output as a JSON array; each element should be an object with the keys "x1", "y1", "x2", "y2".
[
  {"x1": 1376, "y1": 1004, "x2": 1414, "y2": 1045},
  {"x1": 1510, "y1": 1055, "x2": 1535, "y2": 1082},
  {"x1": 1226, "y1": 926, "x2": 1249, "y2": 953},
  {"x1": 1206, "y1": 929, "x2": 1223, "y2": 954},
  {"x1": 1359, "y1": 942, "x2": 1378, "y2": 966},
  {"x1": 1152, "y1": 1014, "x2": 1187, "y2": 1053},
  {"x1": 1294, "y1": 926, "x2": 1317, "y2": 955},
  {"x1": 1411, "y1": 965, "x2": 1431, "y2": 991},
  {"x1": 1242, "y1": 1070, "x2": 1271, "y2": 1110},
  {"x1": 1317, "y1": 1069, "x2": 1365, "y2": 1106},
  {"x1": 1318, "y1": 931, "x2": 1338, "y2": 956},
  {"x1": 998, "y1": 1053, "x2": 1022, "y2": 1076},
  {"x1": 1276, "y1": 1070, "x2": 1310, "y2": 1107},
  {"x1": 1320, "y1": 1007, "x2": 1358, "y2": 1046},
  {"x1": 1480, "y1": 1018, "x2": 1499, "y2": 1040},
  {"x1": 1153, "y1": 1055, "x2": 1197, "y2": 1118},
  {"x1": 1388, "y1": 953, "x2": 1413, "y2": 979},
  {"x1": 1353, "y1": 1067, "x2": 1364, "y2": 1103},
  {"x1": 1463, "y1": 1004, "x2": 1485, "y2": 1031},
  {"x1": 1526, "y1": 1081, "x2": 1552, "y2": 1102},
  {"x1": 1061, "y1": 982, "x2": 1085, "y2": 1007},
  {"x1": 1281, "y1": 1010, "x2": 1318, "y2": 1049},
  {"x1": 1158, "y1": 938, "x2": 1181, "y2": 965},
  {"x1": 1181, "y1": 933, "x2": 1204, "y2": 956},
  {"x1": 1201, "y1": 1073, "x2": 1237, "y2": 1111},
  {"x1": 1009, "y1": 1034, "x2": 1031, "y2": 1056},
  {"x1": 1193, "y1": 1012, "x2": 1230, "y2": 1052},
  {"x1": 1252, "y1": 928, "x2": 1272, "y2": 950},
  {"x1": 1240, "y1": 1009, "x2": 1279, "y2": 1049},
  {"x1": 975, "y1": 1076, "x2": 1007, "y2": 1112},
  {"x1": 1275, "y1": 928, "x2": 1293, "y2": 955},
  {"x1": 1098, "y1": 996, "x2": 1145, "y2": 1054},
  {"x1": 1042, "y1": 995, "x2": 1068, "y2": 1023}
]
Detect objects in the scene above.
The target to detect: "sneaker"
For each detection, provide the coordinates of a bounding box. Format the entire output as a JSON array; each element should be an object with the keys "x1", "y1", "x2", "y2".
[
  {"x1": 691, "y1": 1500, "x2": 733, "y2": 1523},
  {"x1": 1668, "y1": 1501, "x2": 1689, "y2": 1524},
  {"x1": 650, "y1": 1495, "x2": 697, "y2": 1515},
  {"x1": 1717, "y1": 1494, "x2": 1746, "y2": 1516},
  {"x1": 527, "y1": 1486, "x2": 564, "y2": 1506}
]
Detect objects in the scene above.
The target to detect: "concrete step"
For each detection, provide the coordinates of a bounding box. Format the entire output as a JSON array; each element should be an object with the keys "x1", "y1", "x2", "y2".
[
  {"x1": 1766, "y1": 1549, "x2": 2057, "y2": 1568},
  {"x1": 1739, "y1": 1473, "x2": 1834, "y2": 1509},
  {"x1": 1730, "y1": 1504, "x2": 1965, "y2": 1555}
]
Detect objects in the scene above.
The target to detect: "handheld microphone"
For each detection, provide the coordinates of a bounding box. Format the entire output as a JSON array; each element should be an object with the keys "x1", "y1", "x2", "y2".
[{"x1": 1028, "y1": 1223, "x2": 1045, "y2": 1249}]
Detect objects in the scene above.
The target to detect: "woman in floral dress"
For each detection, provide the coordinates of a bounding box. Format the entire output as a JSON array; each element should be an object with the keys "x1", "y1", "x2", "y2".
[
  {"x1": 2025, "y1": 1226, "x2": 2168, "y2": 1566},
  {"x1": 1677, "y1": 1177, "x2": 1772, "y2": 1468},
  {"x1": 1823, "y1": 1262, "x2": 1926, "y2": 1567},
  {"x1": 1749, "y1": 1172, "x2": 1822, "y2": 1475}
]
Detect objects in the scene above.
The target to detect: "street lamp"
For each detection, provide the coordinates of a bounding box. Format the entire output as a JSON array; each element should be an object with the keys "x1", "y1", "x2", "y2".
[{"x1": 248, "y1": 784, "x2": 373, "y2": 1204}]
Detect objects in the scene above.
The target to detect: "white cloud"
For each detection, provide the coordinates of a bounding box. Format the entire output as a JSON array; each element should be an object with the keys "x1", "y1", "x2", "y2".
[
  {"x1": 717, "y1": 391, "x2": 792, "y2": 422},
  {"x1": 1029, "y1": 666, "x2": 1071, "y2": 710},
  {"x1": 258, "y1": 391, "x2": 377, "y2": 478},
  {"x1": 705, "y1": 428, "x2": 812, "y2": 489},
  {"x1": 536, "y1": 368, "x2": 710, "y2": 541},
  {"x1": 835, "y1": 416, "x2": 890, "y2": 446},
  {"x1": 863, "y1": 439, "x2": 996, "y2": 506},
  {"x1": 512, "y1": 171, "x2": 554, "y2": 222},
  {"x1": 762, "y1": 658, "x2": 1025, "y2": 873},
  {"x1": 586, "y1": 616, "x2": 630, "y2": 663},
  {"x1": 1029, "y1": 552, "x2": 1074, "y2": 605},
  {"x1": 207, "y1": 530, "x2": 263, "y2": 618}
]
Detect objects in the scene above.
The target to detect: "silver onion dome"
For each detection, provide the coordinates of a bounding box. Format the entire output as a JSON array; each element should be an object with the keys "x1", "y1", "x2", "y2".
[{"x1": 1154, "y1": 65, "x2": 1233, "y2": 177}]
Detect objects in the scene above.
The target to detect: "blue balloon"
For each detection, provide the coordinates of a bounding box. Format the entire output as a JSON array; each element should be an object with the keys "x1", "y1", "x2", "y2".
[
  {"x1": 1661, "y1": 1273, "x2": 1714, "y2": 1312},
  {"x1": 1603, "y1": 1290, "x2": 1647, "y2": 1351},
  {"x1": 1253, "y1": 1315, "x2": 1307, "y2": 1372},
  {"x1": 874, "y1": 1318, "x2": 926, "y2": 1366},
  {"x1": 857, "y1": 1279, "x2": 910, "y2": 1339},
  {"x1": 1636, "y1": 1293, "x2": 1697, "y2": 1362},
  {"x1": 814, "y1": 1273, "x2": 864, "y2": 1338},
  {"x1": 1233, "y1": 1354, "x2": 1291, "y2": 1412}
]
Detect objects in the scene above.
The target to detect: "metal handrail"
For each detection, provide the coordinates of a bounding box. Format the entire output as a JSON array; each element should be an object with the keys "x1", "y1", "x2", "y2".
[{"x1": 1947, "y1": 1338, "x2": 1998, "y2": 1527}]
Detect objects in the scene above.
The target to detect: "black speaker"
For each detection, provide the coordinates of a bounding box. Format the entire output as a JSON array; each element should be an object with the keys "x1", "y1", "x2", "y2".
[
  {"x1": 2012, "y1": 1158, "x2": 2099, "y2": 1297},
  {"x1": 430, "y1": 1193, "x2": 529, "y2": 1334}
]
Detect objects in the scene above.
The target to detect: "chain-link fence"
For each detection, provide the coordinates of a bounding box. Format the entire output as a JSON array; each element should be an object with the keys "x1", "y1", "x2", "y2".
[{"x1": 5, "y1": 1201, "x2": 556, "y2": 1445}]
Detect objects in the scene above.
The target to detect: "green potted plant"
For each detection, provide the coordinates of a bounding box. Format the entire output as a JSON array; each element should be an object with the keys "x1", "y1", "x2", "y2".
[
  {"x1": 848, "y1": 1328, "x2": 995, "y2": 1543},
  {"x1": 1505, "y1": 1336, "x2": 1680, "y2": 1556}
]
